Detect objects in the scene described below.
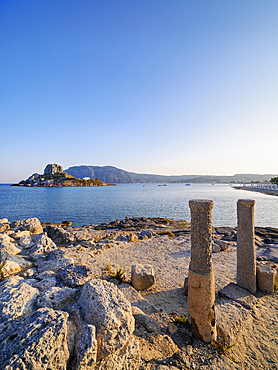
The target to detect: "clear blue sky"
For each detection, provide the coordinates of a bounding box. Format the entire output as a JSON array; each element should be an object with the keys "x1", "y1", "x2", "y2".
[{"x1": 1, "y1": 0, "x2": 278, "y2": 182}]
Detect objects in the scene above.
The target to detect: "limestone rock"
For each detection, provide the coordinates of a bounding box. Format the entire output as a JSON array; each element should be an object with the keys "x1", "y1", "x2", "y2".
[
  {"x1": 0, "y1": 253, "x2": 33, "y2": 279},
  {"x1": 38, "y1": 249, "x2": 74, "y2": 273},
  {"x1": 18, "y1": 234, "x2": 33, "y2": 248},
  {"x1": 0, "y1": 276, "x2": 39, "y2": 322},
  {"x1": 218, "y1": 282, "x2": 257, "y2": 309},
  {"x1": 35, "y1": 277, "x2": 57, "y2": 291},
  {"x1": 0, "y1": 221, "x2": 10, "y2": 232},
  {"x1": 75, "y1": 324, "x2": 98, "y2": 369},
  {"x1": 44, "y1": 163, "x2": 64, "y2": 175},
  {"x1": 0, "y1": 238, "x2": 22, "y2": 255},
  {"x1": 28, "y1": 232, "x2": 57, "y2": 260},
  {"x1": 131, "y1": 264, "x2": 155, "y2": 290},
  {"x1": 0, "y1": 307, "x2": 69, "y2": 370},
  {"x1": 37, "y1": 286, "x2": 77, "y2": 310},
  {"x1": 140, "y1": 230, "x2": 153, "y2": 239},
  {"x1": 128, "y1": 233, "x2": 138, "y2": 242},
  {"x1": 11, "y1": 217, "x2": 43, "y2": 235},
  {"x1": 214, "y1": 239, "x2": 233, "y2": 251},
  {"x1": 36, "y1": 270, "x2": 56, "y2": 280},
  {"x1": 94, "y1": 336, "x2": 141, "y2": 370},
  {"x1": 133, "y1": 313, "x2": 162, "y2": 333},
  {"x1": 256, "y1": 263, "x2": 276, "y2": 293},
  {"x1": 57, "y1": 264, "x2": 94, "y2": 288},
  {"x1": 138, "y1": 334, "x2": 179, "y2": 362},
  {"x1": 212, "y1": 242, "x2": 221, "y2": 253},
  {"x1": 79, "y1": 279, "x2": 135, "y2": 360}
]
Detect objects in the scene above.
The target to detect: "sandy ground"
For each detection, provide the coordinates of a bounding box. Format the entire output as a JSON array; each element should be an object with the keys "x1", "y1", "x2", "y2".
[{"x1": 64, "y1": 232, "x2": 278, "y2": 369}]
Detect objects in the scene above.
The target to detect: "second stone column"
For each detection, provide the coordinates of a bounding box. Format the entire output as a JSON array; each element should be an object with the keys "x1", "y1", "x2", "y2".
[{"x1": 188, "y1": 199, "x2": 217, "y2": 342}]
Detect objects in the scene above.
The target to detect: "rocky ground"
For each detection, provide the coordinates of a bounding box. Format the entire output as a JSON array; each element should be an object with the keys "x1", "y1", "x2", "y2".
[{"x1": 0, "y1": 216, "x2": 278, "y2": 369}]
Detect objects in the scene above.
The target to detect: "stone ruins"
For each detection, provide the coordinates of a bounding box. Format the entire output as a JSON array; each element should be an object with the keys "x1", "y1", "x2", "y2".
[{"x1": 188, "y1": 199, "x2": 217, "y2": 343}]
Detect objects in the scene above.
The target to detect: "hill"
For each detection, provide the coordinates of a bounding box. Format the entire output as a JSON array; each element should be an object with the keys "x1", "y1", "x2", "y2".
[{"x1": 65, "y1": 165, "x2": 277, "y2": 184}]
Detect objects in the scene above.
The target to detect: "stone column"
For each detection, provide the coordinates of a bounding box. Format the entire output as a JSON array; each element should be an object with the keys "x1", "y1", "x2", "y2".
[
  {"x1": 237, "y1": 199, "x2": 256, "y2": 294},
  {"x1": 188, "y1": 199, "x2": 217, "y2": 342}
]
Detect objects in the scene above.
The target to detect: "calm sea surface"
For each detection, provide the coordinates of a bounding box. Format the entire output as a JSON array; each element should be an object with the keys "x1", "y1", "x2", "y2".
[{"x1": 1, "y1": 183, "x2": 278, "y2": 228}]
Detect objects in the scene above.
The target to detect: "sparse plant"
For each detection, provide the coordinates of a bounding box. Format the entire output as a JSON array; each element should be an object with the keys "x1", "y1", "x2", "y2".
[
  {"x1": 211, "y1": 327, "x2": 235, "y2": 356},
  {"x1": 173, "y1": 308, "x2": 191, "y2": 328},
  {"x1": 105, "y1": 264, "x2": 126, "y2": 282}
]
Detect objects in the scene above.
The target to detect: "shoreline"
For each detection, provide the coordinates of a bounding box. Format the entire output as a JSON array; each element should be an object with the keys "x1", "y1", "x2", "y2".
[{"x1": 234, "y1": 186, "x2": 278, "y2": 196}]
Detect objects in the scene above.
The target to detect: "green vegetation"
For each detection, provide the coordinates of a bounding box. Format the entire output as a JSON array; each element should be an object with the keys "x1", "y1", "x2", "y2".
[
  {"x1": 270, "y1": 177, "x2": 278, "y2": 185},
  {"x1": 172, "y1": 308, "x2": 191, "y2": 328},
  {"x1": 105, "y1": 264, "x2": 126, "y2": 282}
]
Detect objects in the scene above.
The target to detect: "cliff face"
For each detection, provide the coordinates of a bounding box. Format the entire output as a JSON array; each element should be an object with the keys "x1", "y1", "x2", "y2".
[{"x1": 13, "y1": 164, "x2": 110, "y2": 187}]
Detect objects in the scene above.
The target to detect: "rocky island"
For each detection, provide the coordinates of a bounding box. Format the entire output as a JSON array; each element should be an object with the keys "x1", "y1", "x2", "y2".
[{"x1": 12, "y1": 164, "x2": 114, "y2": 187}]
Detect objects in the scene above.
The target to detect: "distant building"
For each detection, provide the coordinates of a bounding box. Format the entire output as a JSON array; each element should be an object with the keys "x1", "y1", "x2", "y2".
[{"x1": 83, "y1": 177, "x2": 90, "y2": 180}]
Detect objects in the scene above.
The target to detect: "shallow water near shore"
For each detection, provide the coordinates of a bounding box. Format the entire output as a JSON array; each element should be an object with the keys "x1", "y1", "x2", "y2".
[{"x1": 1, "y1": 183, "x2": 278, "y2": 228}]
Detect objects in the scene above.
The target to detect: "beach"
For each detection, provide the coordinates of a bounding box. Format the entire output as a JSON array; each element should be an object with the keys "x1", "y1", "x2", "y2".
[{"x1": 1, "y1": 216, "x2": 277, "y2": 369}]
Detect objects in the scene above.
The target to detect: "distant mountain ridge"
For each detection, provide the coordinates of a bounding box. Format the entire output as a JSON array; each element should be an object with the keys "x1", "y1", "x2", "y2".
[{"x1": 65, "y1": 165, "x2": 277, "y2": 184}]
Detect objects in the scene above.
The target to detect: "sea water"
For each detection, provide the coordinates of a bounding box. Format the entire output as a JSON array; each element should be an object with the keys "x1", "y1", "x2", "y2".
[{"x1": 1, "y1": 183, "x2": 278, "y2": 228}]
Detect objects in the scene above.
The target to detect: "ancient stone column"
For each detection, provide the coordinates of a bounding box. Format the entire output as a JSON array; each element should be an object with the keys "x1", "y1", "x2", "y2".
[
  {"x1": 188, "y1": 199, "x2": 217, "y2": 342},
  {"x1": 237, "y1": 199, "x2": 256, "y2": 294}
]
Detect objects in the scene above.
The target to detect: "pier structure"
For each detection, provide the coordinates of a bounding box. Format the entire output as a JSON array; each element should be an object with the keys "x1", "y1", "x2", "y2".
[
  {"x1": 237, "y1": 199, "x2": 256, "y2": 294},
  {"x1": 188, "y1": 199, "x2": 217, "y2": 342}
]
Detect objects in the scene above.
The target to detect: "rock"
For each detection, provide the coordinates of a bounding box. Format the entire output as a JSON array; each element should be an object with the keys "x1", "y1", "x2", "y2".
[
  {"x1": 28, "y1": 232, "x2": 57, "y2": 260},
  {"x1": 36, "y1": 270, "x2": 56, "y2": 280},
  {"x1": 75, "y1": 324, "x2": 98, "y2": 369},
  {"x1": 256, "y1": 263, "x2": 276, "y2": 293},
  {"x1": 218, "y1": 282, "x2": 257, "y2": 310},
  {"x1": 128, "y1": 233, "x2": 138, "y2": 242},
  {"x1": 18, "y1": 234, "x2": 33, "y2": 248},
  {"x1": 0, "y1": 276, "x2": 39, "y2": 322},
  {"x1": 0, "y1": 253, "x2": 33, "y2": 279},
  {"x1": 38, "y1": 249, "x2": 74, "y2": 273},
  {"x1": 37, "y1": 286, "x2": 77, "y2": 310},
  {"x1": 0, "y1": 307, "x2": 69, "y2": 369},
  {"x1": 10, "y1": 230, "x2": 30, "y2": 239},
  {"x1": 79, "y1": 279, "x2": 135, "y2": 360},
  {"x1": 0, "y1": 218, "x2": 8, "y2": 223},
  {"x1": 20, "y1": 267, "x2": 36, "y2": 278},
  {"x1": 138, "y1": 334, "x2": 179, "y2": 362},
  {"x1": 0, "y1": 239, "x2": 22, "y2": 255},
  {"x1": 35, "y1": 277, "x2": 57, "y2": 291},
  {"x1": 93, "y1": 336, "x2": 141, "y2": 370},
  {"x1": 0, "y1": 222, "x2": 10, "y2": 232},
  {"x1": 44, "y1": 163, "x2": 64, "y2": 175},
  {"x1": 57, "y1": 264, "x2": 95, "y2": 288},
  {"x1": 212, "y1": 242, "x2": 221, "y2": 253},
  {"x1": 256, "y1": 246, "x2": 278, "y2": 264},
  {"x1": 140, "y1": 230, "x2": 153, "y2": 239},
  {"x1": 133, "y1": 313, "x2": 162, "y2": 333},
  {"x1": 131, "y1": 264, "x2": 155, "y2": 290},
  {"x1": 11, "y1": 217, "x2": 43, "y2": 235},
  {"x1": 213, "y1": 239, "x2": 232, "y2": 251}
]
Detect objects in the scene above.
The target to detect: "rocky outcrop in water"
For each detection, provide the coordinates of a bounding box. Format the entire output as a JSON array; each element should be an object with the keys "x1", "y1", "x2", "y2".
[{"x1": 12, "y1": 164, "x2": 112, "y2": 187}]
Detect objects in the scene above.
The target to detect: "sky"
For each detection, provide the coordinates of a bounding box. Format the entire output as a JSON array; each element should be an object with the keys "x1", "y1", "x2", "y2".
[{"x1": 1, "y1": 0, "x2": 278, "y2": 182}]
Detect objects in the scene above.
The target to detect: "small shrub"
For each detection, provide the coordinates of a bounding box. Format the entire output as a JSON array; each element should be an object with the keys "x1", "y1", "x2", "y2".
[
  {"x1": 105, "y1": 264, "x2": 126, "y2": 282},
  {"x1": 172, "y1": 308, "x2": 191, "y2": 328}
]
